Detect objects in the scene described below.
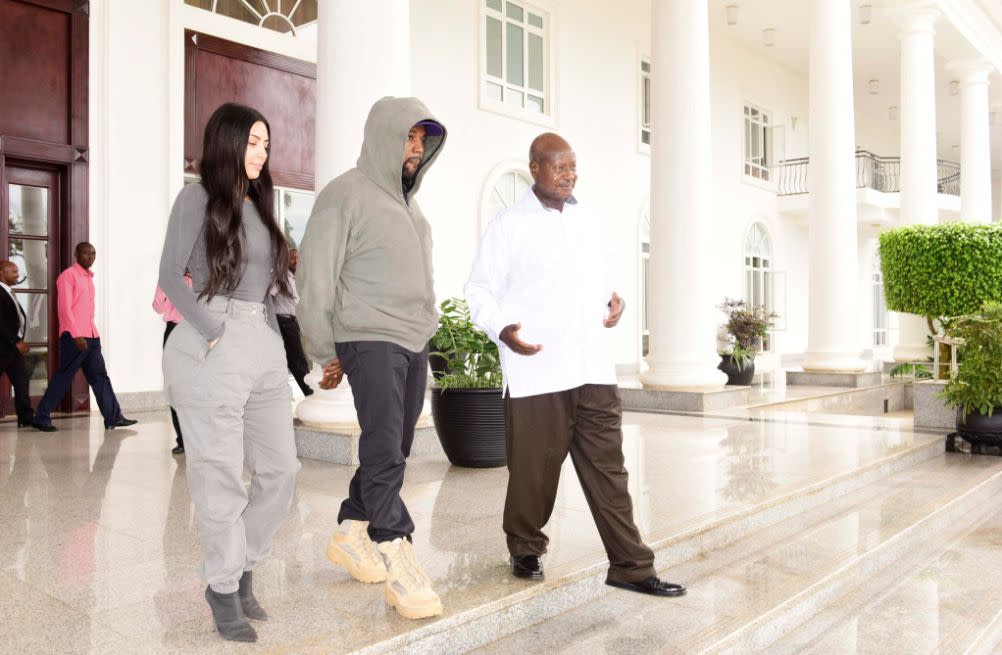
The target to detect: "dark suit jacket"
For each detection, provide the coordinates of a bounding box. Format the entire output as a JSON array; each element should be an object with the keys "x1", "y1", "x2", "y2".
[{"x1": 0, "y1": 288, "x2": 25, "y2": 368}]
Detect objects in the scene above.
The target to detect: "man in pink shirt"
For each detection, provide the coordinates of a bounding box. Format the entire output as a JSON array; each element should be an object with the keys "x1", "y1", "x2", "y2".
[
  {"x1": 153, "y1": 274, "x2": 190, "y2": 454},
  {"x1": 32, "y1": 242, "x2": 137, "y2": 432}
]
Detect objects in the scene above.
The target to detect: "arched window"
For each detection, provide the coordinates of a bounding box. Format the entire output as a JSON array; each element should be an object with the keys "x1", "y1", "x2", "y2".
[
  {"x1": 873, "y1": 251, "x2": 888, "y2": 346},
  {"x1": 486, "y1": 169, "x2": 532, "y2": 223},
  {"x1": 744, "y1": 222, "x2": 773, "y2": 350},
  {"x1": 641, "y1": 209, "x2": 650, "y2": 356},
  {"x1": 184, "y1": 0, "x2": 318, "y2": 36}
]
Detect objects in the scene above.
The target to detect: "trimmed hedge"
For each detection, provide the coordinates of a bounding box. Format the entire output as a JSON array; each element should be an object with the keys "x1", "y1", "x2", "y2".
[{"x1": 879, "y1": 223, "x2": 1002, "y2": 319}]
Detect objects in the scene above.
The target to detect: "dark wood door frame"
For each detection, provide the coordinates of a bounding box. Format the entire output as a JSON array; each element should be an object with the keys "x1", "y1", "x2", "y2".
[{"x1": 0, "y1": 0, "x2": 90, "y2": 413}]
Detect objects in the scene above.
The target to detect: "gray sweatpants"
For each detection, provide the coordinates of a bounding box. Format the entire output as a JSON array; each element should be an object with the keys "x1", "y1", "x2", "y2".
[{"x1": 163, "y1": 297, "x2": 300, "y2": 594}]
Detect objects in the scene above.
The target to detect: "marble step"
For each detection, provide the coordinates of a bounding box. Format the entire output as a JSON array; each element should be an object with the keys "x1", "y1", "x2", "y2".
[
  {"x1": 332, "y1": 423, "x2": 943, "y2": 655},
  {"x1": 468, "y1": 454, "x2": 1002, "y2": 655},
  {"x1": 771, "y1": 501, "x2": 1002, "y2": 655}
]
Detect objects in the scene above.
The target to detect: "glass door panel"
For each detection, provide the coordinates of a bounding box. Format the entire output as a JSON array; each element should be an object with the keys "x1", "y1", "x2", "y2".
[{"x1": 3, "y1": 167, "x2": 59, "y2": 416}]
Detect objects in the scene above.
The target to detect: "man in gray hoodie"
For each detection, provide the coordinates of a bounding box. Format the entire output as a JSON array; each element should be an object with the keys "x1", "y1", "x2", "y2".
[{"x1": 298, "y1": 97, "x2": 445, "y2": 620}]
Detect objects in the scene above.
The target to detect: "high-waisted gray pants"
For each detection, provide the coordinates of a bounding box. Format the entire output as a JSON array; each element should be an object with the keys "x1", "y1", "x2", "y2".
[{"x1": 163, "y1": 297, "x2": 300, "y2": 594}]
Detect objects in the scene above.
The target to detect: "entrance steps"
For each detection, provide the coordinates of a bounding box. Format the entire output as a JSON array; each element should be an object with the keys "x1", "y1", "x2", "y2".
[
  {"x1": 323, "y1": 419, "x2": 948, "y2": 654},
  {"x1": 471, "y1": 453, "x2": 1002, "y2": 655}
]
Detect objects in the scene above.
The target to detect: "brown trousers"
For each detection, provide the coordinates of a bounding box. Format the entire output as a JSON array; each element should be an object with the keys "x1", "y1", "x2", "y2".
[{"x1": 503, "y1": 383, "x2": 656, "y2": 583}]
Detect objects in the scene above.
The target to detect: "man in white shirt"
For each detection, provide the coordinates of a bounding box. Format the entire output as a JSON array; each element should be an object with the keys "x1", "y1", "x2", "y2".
[
  {"x1": 465, "y1": 133, "x2": 685, "y2": 597},
  {"x1": 0, "y1": 261, "x2": 34, "y2": 426}
]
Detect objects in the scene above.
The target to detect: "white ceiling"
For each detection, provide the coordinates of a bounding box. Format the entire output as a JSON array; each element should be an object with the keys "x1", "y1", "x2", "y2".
[{"x1": 707, "y1": 0, "x2": 1002, "y2": 169}]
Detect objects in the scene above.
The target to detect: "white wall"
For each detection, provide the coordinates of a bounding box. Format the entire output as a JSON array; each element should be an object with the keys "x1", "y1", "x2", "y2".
[
  {"x1": 91, "y1": 0, "x2": 172, "y2": 395},
  {"x1": 854, "y1": 80, "x2": 901, "y2": 156}
]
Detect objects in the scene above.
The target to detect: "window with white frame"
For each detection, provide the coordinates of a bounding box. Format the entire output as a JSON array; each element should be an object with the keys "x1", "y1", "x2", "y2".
[
  {"x1": 744, "y1": 104, "x2": 771, "y2": 182},
  {"x1": 640, "y1": 59, "x2": 651, "y2": 147},
  {"x1": 873, "y1": 253, "x2": 888, "y2": 347},
  {"x1": 482, "y1": 0, "x2": 549, "y2": 116},
  {"x1": 641, "y1": 210, "x2": 650, "y2": 356},
  {"x1": 744, "y1": 222, "x2": 774, "y2": 351}
]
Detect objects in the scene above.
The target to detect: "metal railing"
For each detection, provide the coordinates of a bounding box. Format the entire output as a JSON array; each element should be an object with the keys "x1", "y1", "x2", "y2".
[
  {"x1": 937, "y1": 160, "x2": 961, "y2": 196},
  {"x1": 775, "y1": 150, "x2": 961, "y2": 198}
]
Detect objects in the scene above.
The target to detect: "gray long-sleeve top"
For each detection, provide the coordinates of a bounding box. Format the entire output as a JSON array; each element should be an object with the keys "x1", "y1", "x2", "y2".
[{"x1": 158, "y1": 183, "x2": 280, "y2": 340}]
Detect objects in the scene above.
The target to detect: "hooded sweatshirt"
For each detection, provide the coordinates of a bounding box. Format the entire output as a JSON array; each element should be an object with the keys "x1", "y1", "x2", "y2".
[{"x1": 298, "y1": 97, "x2": 447, "y2": 364}]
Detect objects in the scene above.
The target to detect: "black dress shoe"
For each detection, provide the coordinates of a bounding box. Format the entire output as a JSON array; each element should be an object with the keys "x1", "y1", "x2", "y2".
[
  {"x1": 171, "y1": 445, "x2": 185, "y2": 455},
  {"x1": 32, "y1": 422, "x2": 58, "y2": 432},
  {"x1": 606, "y1": 576, "x2": 686, "y2": 597},
  {"x1": 17, "y1": 416, "x2": 32, "y2": 428},
  {"x1": 511, "y1": 555, "x2": 544, "y2": 580},
  {"x1": 106, "y1": 417, "x2": 138, "y2": 429}
]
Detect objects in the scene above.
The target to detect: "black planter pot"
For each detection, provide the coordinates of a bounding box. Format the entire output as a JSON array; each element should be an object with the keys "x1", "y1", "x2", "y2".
[
  {"x1": 717, "y1": 355, "x2": 755, "y2": 386},
  {"x1": 951, "y1": 407, "x2": 1002, "y2": 454},
  {"x1": 430, "y1": 387, "x2": 506, "y2": 468}
]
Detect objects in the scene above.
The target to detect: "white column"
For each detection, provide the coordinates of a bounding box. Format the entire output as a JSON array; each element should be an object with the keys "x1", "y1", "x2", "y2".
[
  {"x1": 640, "y1": 0, "x2": 727, "y2": 388},
  {"x1": 315, "y1": 0, "x2": 411, "y2": 185},
  {"x1": 949, "y1": 60, "x2": 994, "y2": 223},
  {"x1": 298, "y1": 0, "x2": 419, "y2": 428},
  {"x1": 801, "y1": 0, "x2": 866, "y2": 373},
  {"x1": 893, "y1": 5, "x2": 939, "y2": 363}
]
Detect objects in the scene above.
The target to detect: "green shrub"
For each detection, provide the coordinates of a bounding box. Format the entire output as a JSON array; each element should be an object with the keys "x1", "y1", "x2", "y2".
[
  {"x1": 941, "y1": 302, "x2": 1002, "y2": 419},
  {"x1": 879, "y1": 223, "x2": 1002, "y2": 321},
  {"x1": 430, "y1": 298, "x2": 502, "y2": 390}
]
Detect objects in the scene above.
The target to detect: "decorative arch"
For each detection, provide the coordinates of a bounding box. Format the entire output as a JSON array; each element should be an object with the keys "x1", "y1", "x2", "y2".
[{"x1": 479, "y1": 162, "x2": 532, "y2": 235}]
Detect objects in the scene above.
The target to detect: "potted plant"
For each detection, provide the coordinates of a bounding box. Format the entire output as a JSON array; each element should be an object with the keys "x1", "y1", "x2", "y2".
[
  {"x1": 716, "y1": 298, "x2": 776, "y2": 386},
  {"x1": 941, "y1": 302, "x2": 1002, "y2": 454},
  {"x1": 428, "y1": 298, "x2": 506, "y2": 468},
  {"x1": 880, "y1": 223, "x2": 1002, "y2": 378}
]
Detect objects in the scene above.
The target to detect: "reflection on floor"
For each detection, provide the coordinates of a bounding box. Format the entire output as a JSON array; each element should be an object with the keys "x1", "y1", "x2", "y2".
[{"x1": 3, "y1": 391, "x2": 974, "y2": 655}]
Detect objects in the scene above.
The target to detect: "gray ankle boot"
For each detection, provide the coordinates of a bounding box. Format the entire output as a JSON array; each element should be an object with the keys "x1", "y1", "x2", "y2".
[
  {"x1": 204, "y1": 586, "x2": 258, "y2": 642},
  {"x1": 238, "y1": 570, "x2": 268, "y2": 621}
]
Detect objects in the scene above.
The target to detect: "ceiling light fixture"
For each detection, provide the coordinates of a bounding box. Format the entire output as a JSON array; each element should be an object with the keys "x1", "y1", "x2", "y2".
[
  {"x1": 725, "y1": 4, "x2": 739, "y2": 26},
  {"x1": 763, "y1": 28, "x2": 775, "y2": 47},
  {"x1": 859, "y1": 4, "x2": 872, "y2": 25},
  {"x1": 888, "y1": 105, "x2": 899, "y2": 120},
  {"x1": 868, "y1": 79, "x2": 880, "y2": 94},
  {"x1": 950, "y1": 80, "x2": 960, "y2": 95}
]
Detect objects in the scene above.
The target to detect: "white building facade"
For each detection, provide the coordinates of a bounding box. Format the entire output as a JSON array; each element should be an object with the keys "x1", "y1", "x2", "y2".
[{"x1": 42, "y1": 0, "x2": 1002, "y2": 407}]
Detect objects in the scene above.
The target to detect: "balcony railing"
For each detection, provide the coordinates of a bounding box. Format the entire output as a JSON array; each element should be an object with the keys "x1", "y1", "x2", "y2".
[{"x1": 775, "y1": 150, "x2": 961, "y2": 197}]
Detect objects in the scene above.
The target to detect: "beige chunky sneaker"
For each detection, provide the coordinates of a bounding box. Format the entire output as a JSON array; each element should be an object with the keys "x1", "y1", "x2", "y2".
[
  {"x1": 326, "y1": 520, "x2": 387, "y2": 583},
  {"x1": 377, "y1": 538, "x2": 443, "y2": 620}
]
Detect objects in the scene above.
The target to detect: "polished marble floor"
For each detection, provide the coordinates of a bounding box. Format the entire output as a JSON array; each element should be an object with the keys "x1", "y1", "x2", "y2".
[{"x1": 0, "y1": 405, "x2": 939, "y2": 654}]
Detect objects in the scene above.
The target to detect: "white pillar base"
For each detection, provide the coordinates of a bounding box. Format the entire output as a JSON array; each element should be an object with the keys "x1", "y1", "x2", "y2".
[
  {"x1": 640, "y1": 360, "x2": 728, "y2": 389},
  {"x1": 801, "y1": 352, "x2": 870, "y2": 373},
  {"x1": 294, "y1": 364, "x2": 431, "y2": 430}
]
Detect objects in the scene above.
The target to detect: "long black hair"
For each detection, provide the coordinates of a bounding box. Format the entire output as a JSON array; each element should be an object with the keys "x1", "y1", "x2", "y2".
[{"x1": 199, "y1": 102, "x2": 291, "y2": 300}]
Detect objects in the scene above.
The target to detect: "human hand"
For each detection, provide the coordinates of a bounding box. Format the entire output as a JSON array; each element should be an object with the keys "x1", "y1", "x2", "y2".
[
  {"x1": 499, "y1": 323, "x2": 542, "y2": 356},
  {"x1": 604, "y1": 292, "x2": 625, "y2": 328},
  {"x1": 15, "y1": 341, "x2": 28, "y2": 355},
  {"x1": 319, "y1": 358, "x2": 343, "y2": 389},
  {"x1": 74, "y1": 337, "x2": 88, "y2": 352}
]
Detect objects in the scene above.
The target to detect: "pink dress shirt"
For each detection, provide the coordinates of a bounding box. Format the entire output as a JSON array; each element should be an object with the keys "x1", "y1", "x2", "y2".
[
  {"x1": 56, "y1": 262, "x2": 99, "y2": 338},
  {"x1": 152, "y1": 275, "x2": 191, "y2": 324}
]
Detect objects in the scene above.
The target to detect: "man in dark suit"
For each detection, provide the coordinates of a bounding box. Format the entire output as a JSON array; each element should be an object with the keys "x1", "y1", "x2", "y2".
[{"x1": 0, "y1": 261, "x2": 34, "y2": 426}]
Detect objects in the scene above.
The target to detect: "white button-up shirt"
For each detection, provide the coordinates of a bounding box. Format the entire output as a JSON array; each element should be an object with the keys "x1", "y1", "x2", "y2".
[{"x1": 465, "y1": 189, "x2": 618, "y2": 398}]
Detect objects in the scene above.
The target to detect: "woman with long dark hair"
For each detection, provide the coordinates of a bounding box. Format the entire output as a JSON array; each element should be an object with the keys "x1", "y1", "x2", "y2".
[{"x1": 158, "y1": 103, "x2": 300, "y2": 643}]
